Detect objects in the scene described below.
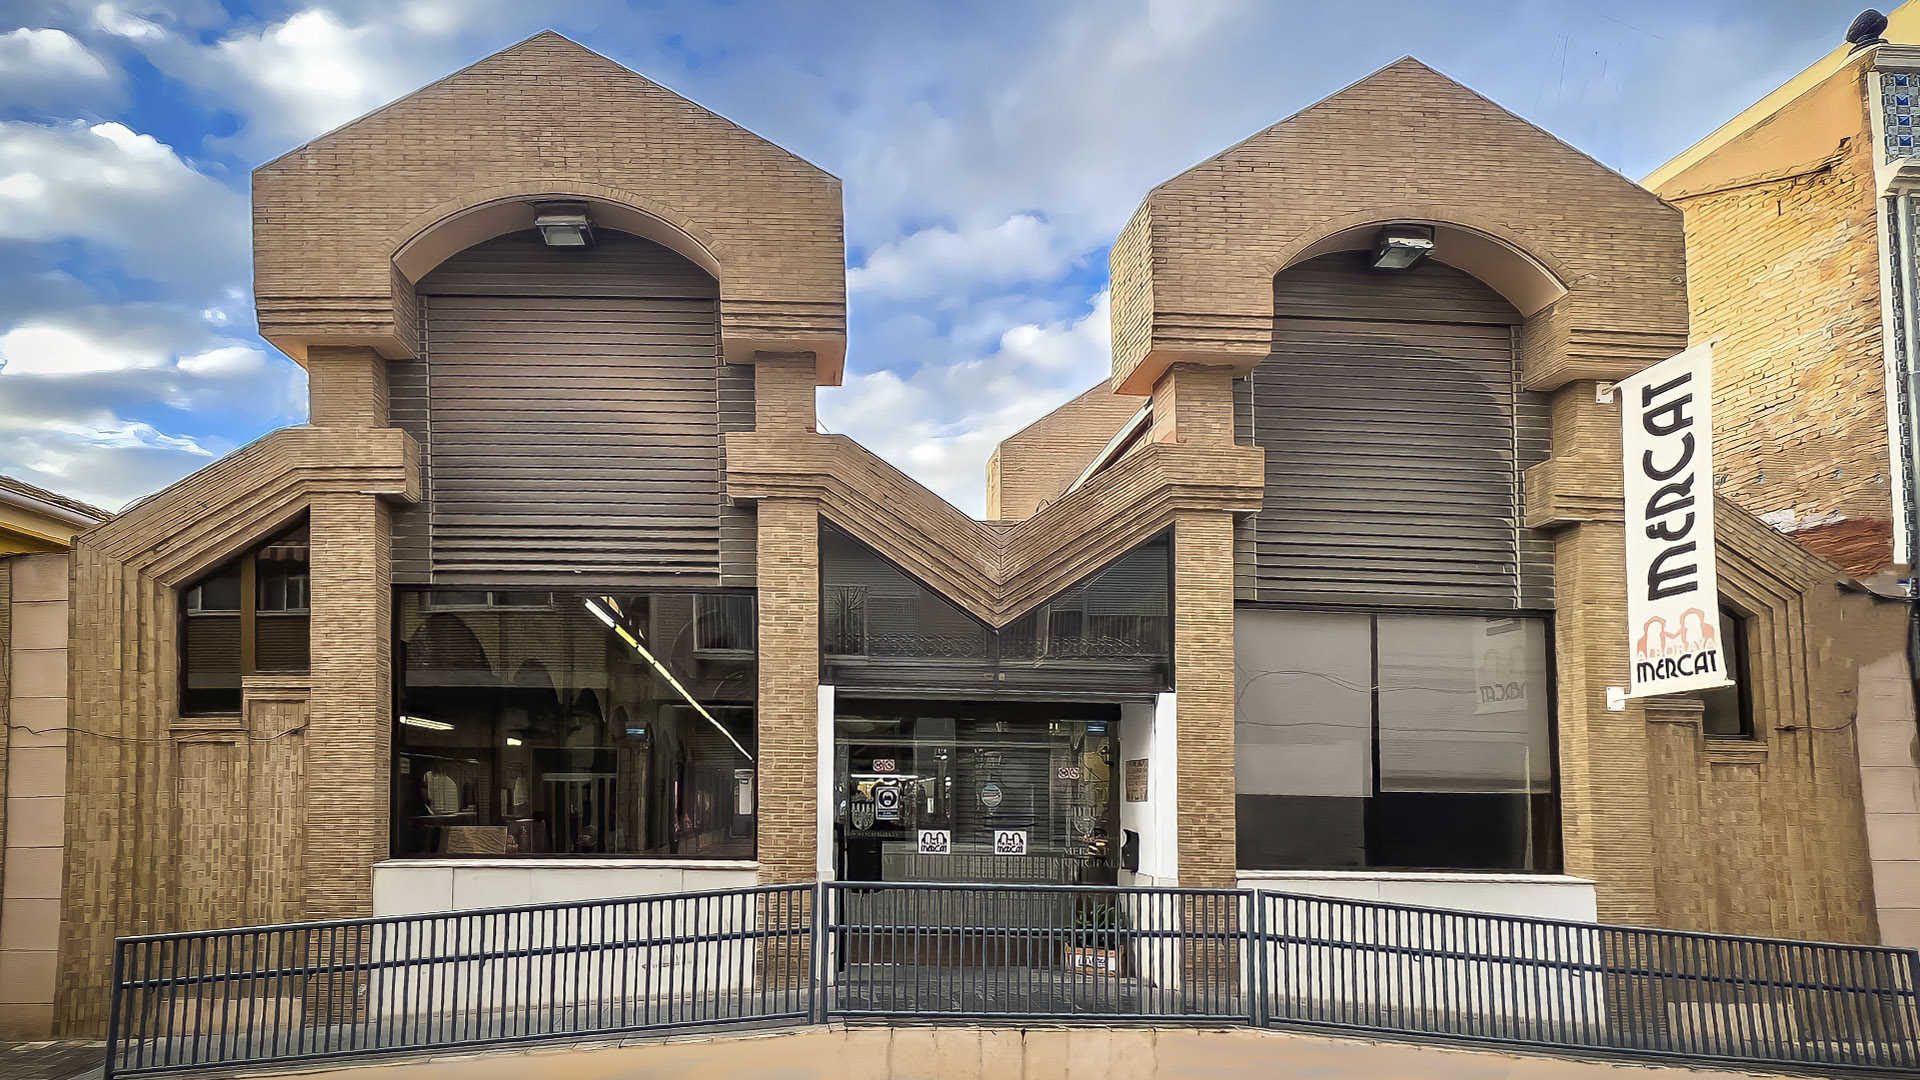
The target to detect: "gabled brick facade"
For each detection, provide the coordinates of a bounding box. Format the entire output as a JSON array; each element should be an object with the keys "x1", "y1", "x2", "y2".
[{"x1": 29, "y1": 33, "x2": 1910, "y2": 1040}]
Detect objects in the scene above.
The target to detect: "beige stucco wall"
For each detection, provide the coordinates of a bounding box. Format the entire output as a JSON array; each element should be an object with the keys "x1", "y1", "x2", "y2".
[
  {"x1": 1858, "y1": 648, "x2": 1920, "y2": 947},
  {"x1": 258, "y1": 1025, "x2": 1796, "y2": 1080},
  {"x1": 0, "y1": 553, "x2": 71, "y2": 1037}
]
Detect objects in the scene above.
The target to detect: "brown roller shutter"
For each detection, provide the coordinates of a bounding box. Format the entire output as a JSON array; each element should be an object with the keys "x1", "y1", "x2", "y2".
[
  {"x1": 398, "y1": 230, "x2": 735, "y2": 585},
  {"x1": 1241, "y1": 252, "x2": 1552, "y2": 610}
]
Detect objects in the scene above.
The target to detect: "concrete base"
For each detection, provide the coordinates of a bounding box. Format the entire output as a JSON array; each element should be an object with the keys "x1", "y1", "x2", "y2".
[
  {"x1": 372, "y1": 860, "x2": 759, "y2": 915},
  {"x1": 1237, "y1": 870, "x2": 1599, "y2": 922},
  {"x1": 239, "y1": 1024, "x2": 1790, "y2": 1079}
]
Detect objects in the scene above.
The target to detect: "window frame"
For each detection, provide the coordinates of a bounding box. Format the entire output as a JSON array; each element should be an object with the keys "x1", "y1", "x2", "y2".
[
  {"x1": 178, "y1": 516, "x2": 311, "y2": 716},
  {"x1": 692, "y1": 592, "x2": 757, "y2": 656},
  {"x1": 1701, "y1": 605, "x2": 1758, "y2": 740},
  {"x1": 389, "y1": 585, "x2": 760, "y2": 861},
  {"x1": 1233, "y1": 602, "x2": 1562, "y2": 874}
]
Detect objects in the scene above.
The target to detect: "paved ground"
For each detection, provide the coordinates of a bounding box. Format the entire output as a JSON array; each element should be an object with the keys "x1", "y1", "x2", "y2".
[{"x1": 0, "y1": 1042, "x2": 104, "y2": 1080}]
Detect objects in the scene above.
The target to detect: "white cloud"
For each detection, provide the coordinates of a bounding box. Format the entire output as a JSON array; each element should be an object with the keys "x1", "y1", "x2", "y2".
[
  {"x1": 0, "y1": 120, "x2": 249, "y2": 290},
  {"x1": 147, "y1": 3, "x2": 517, "y2": 158},
  {"x1": 849, "y1": 214, "x2": 1085, "y2": 300},
  {"x1": 821, "y1": 289, "x2": 1113, "y2": 515},
  {"x1": 0, "y1": 304, "x2": 307, "y2": 509},
  {"x1": 92, "y1": 4, "x2": 167, "y2": 40},
  {"x1": 0, "y1": 27, "x2": 121, "y2": 112},
  {"x1": 0, "y1": 322, "x2": 168, "y2": 374}
]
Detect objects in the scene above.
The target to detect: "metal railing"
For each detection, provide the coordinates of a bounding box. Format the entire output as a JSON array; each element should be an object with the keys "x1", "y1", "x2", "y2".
[
  {"x1": 103, "y1": 882, "x2": 1920, "y2": 1078},
  {"x1": 1257, "y1": 891, "x2": 1920, "y2": 1073},
  {"x1": 822, "y1": 882, "x2": 1249, "y2": 1022},
  {"x1": 105, "y1": 884, "x2": 814, "y2": 1078}
]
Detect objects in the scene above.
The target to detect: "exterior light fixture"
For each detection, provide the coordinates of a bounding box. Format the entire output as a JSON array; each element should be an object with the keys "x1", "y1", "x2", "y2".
[
  {"x1": 1370, "y1": 224, "x2": 1435, "y2": 271},
  {"x1": 533, "y1": 201, "x2": 594, "y2": 248}
]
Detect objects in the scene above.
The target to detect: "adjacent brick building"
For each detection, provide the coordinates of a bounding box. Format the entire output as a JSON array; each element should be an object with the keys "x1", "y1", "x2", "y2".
[
  {"x1": 1645, "y1": 4, "x2": 1920, "y2": 958},
  {"x1": 6, "y1": 30, "x2": 1910, "y2": 1038}
]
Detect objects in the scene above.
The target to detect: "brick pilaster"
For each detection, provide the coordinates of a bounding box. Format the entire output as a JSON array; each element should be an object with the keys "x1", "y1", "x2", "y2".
[
  {"x1": 754, "y1": 497, "x2": 819, "y2": 883},
  {"x1": 753, "y1": 356, "x2": 818, "y2": 433},
  {"x1": 1172, "y1": 510, "x2": 1237, "y2": 888},
  {"x1": 1534, "y1": 382, "x2": 1658, "y2": 925},
  {"x1": 1149, "y1": 364, "x2": 1236, "y2": 447},
  {"x1": 304, "y1": 494, "x2": 392, "y2": 921},
  {"x1": 306, "y1": 346, "x2": 390, "y2": 428}
]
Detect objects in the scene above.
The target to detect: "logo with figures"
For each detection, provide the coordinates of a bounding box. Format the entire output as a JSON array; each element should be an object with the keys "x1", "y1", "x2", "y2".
[{"x1": 1632, "y1": 607, "x2": 1722, "y2": 684}]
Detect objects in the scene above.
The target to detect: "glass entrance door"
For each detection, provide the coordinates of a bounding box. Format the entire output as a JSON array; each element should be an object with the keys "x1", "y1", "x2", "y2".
[{"x1": 833, "y1": 700, "x2": 1118, "y2": 885}]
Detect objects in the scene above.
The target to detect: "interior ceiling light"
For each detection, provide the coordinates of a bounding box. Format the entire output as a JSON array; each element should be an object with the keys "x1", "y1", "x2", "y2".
[
  {"x1": 399, "y1": 715, "x2": 454, "y2": 731},
  {"x1": 533, "y1": 201, "x2": 594, "y2": 248},
  {"x1": 1370, "y1": 224, "x2": 1435, "y2": 271},
  {"x1": 584, "y1": 597, "x2": 754, "y2": 762}
]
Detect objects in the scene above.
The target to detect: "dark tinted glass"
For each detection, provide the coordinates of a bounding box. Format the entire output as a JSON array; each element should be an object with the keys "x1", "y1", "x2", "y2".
[
  {"x1": 1234, "y1": 608, "x2": 1559, "y2": 872},
  {"x1": 394, "y1": 588, "x2": 757, "y2": 859},
  {"x1": 1701, "y1": 608, "x2": 1754, "y2": 738}
]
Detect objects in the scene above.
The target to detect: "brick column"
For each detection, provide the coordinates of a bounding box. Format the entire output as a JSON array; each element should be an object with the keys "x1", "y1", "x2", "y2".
[
  {"x1": 755, "y1": 497, "x2": 819, "y2": 883},
  {"x1": 304, "y1": 494, "x2": 393, "y2": 922},
  {"x1": 1527, "y1": 382, "x2": 1658, "y2": 925},
  {"x1": 1149, "y1": 364, "x2": 1236, "y2": 446},
  {"x1": 306, "y1": 346, "x2": 390, "y2": 428},
  {"x1": 1172, "y1": 510, "x2": 1237, "y2": 888}
]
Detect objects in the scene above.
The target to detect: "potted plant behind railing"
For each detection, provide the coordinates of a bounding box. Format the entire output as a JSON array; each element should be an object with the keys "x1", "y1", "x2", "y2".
[{"x1": 1064, "y1": 897, "x2": 1124, "y2": 976}]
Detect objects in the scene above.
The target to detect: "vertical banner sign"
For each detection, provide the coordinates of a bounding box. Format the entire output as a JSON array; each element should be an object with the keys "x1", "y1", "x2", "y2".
[{"x1": 1621, "y1": 342, "x2": 1732, "y2": 698}]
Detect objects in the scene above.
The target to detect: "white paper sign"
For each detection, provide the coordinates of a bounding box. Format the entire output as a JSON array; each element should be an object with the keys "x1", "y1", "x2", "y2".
[
  {"x1": 917, "y1": 829, "x2": 951, "y2": 855},
  {"x1": 1621, "y1": 343, "x2": 1732, "y2": 699},
  {"x1": 993, "y1": 829, "x2": 1028, "y2": 856}
]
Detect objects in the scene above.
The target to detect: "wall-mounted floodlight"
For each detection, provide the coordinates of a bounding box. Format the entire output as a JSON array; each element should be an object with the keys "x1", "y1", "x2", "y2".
[
  {"x1": 1371, "y1": 224, "x2": 1434, "y2": 271},
  {"x1": 533, "y1": 201, "x2": 594, "y2": 248}
]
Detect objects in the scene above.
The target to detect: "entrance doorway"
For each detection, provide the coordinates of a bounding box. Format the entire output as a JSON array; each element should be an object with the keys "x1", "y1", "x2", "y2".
[{"x1": 833, "y1": 699, "x2": 1119, "y2": 885}]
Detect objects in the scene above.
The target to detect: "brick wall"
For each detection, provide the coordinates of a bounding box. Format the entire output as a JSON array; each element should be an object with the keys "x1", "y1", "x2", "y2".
[
  {"x1": 985, "y1": 380, "x2": 1139, "y2": 519},
  {"x1": 252, "y1": 32, "x2": 846, "y2": 382},
  {"x1": 1669, "y1": 116, "x2": 1892, "y2": 556}
]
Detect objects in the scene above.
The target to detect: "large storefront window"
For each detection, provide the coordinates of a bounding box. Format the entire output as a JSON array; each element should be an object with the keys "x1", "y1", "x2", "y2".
[
  {"x1": 1234, "y1": 609, "x2": 1558, "y2": 872},
  {"x1": 393, "y1": 588, "x2": 756, "y2": 859}
]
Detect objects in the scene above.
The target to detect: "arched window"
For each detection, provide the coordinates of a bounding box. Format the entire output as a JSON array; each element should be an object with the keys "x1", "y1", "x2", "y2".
[{"x1": 179, "y1": 517, "x2": 310, "y2": 714}]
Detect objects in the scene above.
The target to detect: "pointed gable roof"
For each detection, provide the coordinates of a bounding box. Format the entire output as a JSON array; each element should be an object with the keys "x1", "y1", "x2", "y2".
[
  {"x1": 1107, "y1": 56, "x2": 1687, "y2": 394},
  {"x1": 252, "y1": 30, "x2": 847, "y2": 379}
]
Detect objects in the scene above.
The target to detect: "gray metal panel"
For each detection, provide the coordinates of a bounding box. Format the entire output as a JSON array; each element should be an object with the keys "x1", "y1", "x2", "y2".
[
  {"x1": 411, "y1": 230, "x2": 725, "y2": 585},
  {"x1": 388, "y1": 354, "x2": 432, "y2": 584},
  {"x1": 1246, "y1": 253, "x2": 1550, "y2": 610},
  {"x1": 717, "y1": 361, "x2": 758, "y2": 587}
]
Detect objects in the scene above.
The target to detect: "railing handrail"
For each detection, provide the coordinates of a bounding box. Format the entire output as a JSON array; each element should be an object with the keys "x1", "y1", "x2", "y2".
[
  {"x1": 1258, "y1": 888, "x2": 1920, "y2": 957},
  {"x1": 105, "y1": 880, "x2": 1920, "y2": 1080},
  {"x1": 112, "y1": 881, "x2": 809, "y2": 944}
]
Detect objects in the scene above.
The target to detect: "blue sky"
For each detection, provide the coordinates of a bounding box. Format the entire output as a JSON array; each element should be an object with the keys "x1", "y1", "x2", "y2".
[{"x1": 0, "y1": 0, "x2": 1879, "y2": 514}]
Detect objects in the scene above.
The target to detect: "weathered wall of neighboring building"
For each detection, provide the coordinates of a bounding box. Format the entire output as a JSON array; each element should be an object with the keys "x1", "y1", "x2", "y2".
[
  {"x1": 1660, "y1": 67, "x2": 1893, "y2": 568},
  {"x1": 0, "y1": 555, "x2": 73, "y2": 1037},
  {"x1": 985, "y1": 380, "x2": 1139, "y2": 520},
  {"x1": 1855, "y1": 639, "x2": 1920, "y2": 947}
]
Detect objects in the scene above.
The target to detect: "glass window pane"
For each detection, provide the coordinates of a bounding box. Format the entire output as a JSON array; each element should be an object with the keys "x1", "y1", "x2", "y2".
[
  {"x1": 1233, "y1": 609, "x2": 1373, "y2": 869},
  {"x1": 1375, "y1": 615, "x2": 1552, "y2": 870},
  {"x1": 1701, "y1": 607, "x2": 1752, "y2": 737},
  {"x1": 395, "y1": 589, "x2": 757, "y2": 859}
]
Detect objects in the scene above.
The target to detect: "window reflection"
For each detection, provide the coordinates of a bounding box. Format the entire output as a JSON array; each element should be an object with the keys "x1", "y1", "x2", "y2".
[
  {"x1": 180, "y1": 517, "x2": 310, "y2": 715},
  {"x1": 393, "y1": 589, "x2": 756, "y2": 859},
  {"x1": 1233, "y1": 608, "x2": 1559, "y2": 872}
]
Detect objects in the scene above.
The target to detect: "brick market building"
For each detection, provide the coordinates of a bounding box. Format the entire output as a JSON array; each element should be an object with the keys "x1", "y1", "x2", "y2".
[{"x1": 5, "y1": 31, "x2": 1913, "y2": 1038}]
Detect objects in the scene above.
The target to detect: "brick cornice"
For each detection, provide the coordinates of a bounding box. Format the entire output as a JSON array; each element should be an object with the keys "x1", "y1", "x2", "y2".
[
  {"x1": 727, "y1": 431, "x2": 1263, "y2": 625},
  {"x1": 80, "y1": 426, "x2": 419, "y2": 585}
]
